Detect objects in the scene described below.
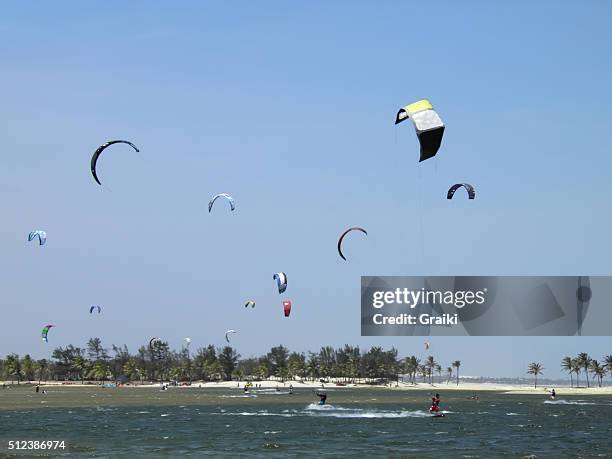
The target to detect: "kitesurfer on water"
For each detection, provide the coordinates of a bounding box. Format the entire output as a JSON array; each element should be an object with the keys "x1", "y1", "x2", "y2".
[
  {"x1": 316, "y1": 391, "x2": 327, "y2": 405},
  {"x1": 430, "y1": 393, "x2": 441, "y2": 413},
  {"x1": 550, "y1": 389, "x2": 556, "y2": 399}
]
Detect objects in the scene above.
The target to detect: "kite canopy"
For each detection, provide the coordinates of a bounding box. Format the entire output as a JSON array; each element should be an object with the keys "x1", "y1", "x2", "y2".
[
  {"x1": 337, "y1": 227, "x2": 367, "y2": 261},
  {"x1": 225, "y1": 329, "x2": 236, "y2": 343},
  {"x1": 273, "y1": 272, "x2": 287, "y2": 294},
  {"x1": 28, "y1": 230, "x2": 47, "y2": 246},
  {"x1": 395, "y1": 99, "x2": 445, "y2": 162},
  {"x1": 41, "y1": 324, "x2": 55, "y2": 343},
  {"x1": 208, "y1": 193, "x2": 235, "y2": 213},
  {"x1": 283, "y1": 300, "x2": 292, "y2": 317},
  {"x1": 90, "y1": 140, "x2": 140, "y2": 185},
  {"x1": 149, "y1": 337, "x2": 161, "y2": 349},
  {"x1": 447, "y1": 183, "x2": 475, "y2": 200},
  {"x1": 244, "y1": 300, "x2": 256, "y2": 308},
  {"x1": 89, "y1": 305, "x2": 102, "y2": 314}
]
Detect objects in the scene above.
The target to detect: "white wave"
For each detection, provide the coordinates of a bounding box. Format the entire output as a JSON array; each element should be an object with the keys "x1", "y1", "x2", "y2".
[
  {"x1": 544, "y1": 400, "x2": 596, "y2": 405},
  {"x1": 226, "y1": 411, "x2": 295, "y2": 417},
  {"x1": 222, "y1": 405, "x2": 432, "y2": 419},
  {"x1": 304, "y1": 403, "x2": 350, "y2": 411},
  {"x1": 506, "y1": 413, "x2": 522, "y2": 416},
  {"x1": 304, "y1": 404, "x2": 431, "y2": 418},
  {"x1": 312, "y1": 410, "x2": 432, "y2": 418}
]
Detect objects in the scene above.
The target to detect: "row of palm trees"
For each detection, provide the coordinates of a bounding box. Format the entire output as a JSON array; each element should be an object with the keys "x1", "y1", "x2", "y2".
[
  {"x1": 560, "y1": 353, "x2": 612, "y2": 388},
  {"x1": 528, "y1": 353, "x2": 612, "y2": 388},
  {"x1": 401, "y1": 355, "x2": 462, "y2": 386},
  {"x1": 0, "y1": 339, "x2": 461, "y2": 386}
]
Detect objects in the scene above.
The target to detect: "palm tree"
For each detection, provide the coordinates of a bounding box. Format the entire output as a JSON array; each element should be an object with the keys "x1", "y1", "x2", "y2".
[
  {"x1": 167, "y1": 367, "x2": 181, "y2": 383},
  {"x1": 446, "y1": 367, "x2": 453, "y2": 385},
  {"x1": 425, "y1": 356, "x2": 436, "y2": 385},
  {"x1": 561, "y1": 356, "x2": 574, "y2": 387},
  {"x1": 604, "y1": 355, "x2": 612, "y2": 382},
  {"x1": 527, "y1": 362, "x2": 543, "y2": 388},
  {"x1": 86, "y1": 338, "x2": 105, "y2": 362},
  {"x1": 402, "y1": 357, "x2": 415, "y2": 385},
  {"x1": 452, "y1": 361, "x2": 461, "y2": 386},
  {"x1": 73, "y1": 355, "x2": 89, "y2": 384},
  {"x1": 35, "y1": 359, "x2": 49, "y2": 384},
  {"x1": 256, "y1": 362, "x2": 269, "y2": 381},
  {"x1": 123, "y1": 359, "x2": 138, "y2": 382},
  {"x1": 435, "y1": 364, "x2": 442, "y2": 384},
  {"x1": 418, "y1": 364, "x2": 427, "y2": 383},
  {"x1": 577, "y1": 353, "x2": 591, "y2": 388},
  {"x1": 89, "y1": 361, "x2": 109, "y2": 382},
  {"x1": 572, "y1": 358, "x2": 581, "y2": 387},
  {"x1": 21, "y1": 355, "x2": 35, "y2": 381},
  {"x1": 5, "y1": 354, "x2": 22, "y2": 384},
  {"x1": 409, "y1": 357, "x2": 420, "y2": 385},
  {"x1": 306, "y1": 354, "x2": 319, "y2": 382},
  {"x1": 589, "y1": 360, "x2": 606, "y2": 387}
]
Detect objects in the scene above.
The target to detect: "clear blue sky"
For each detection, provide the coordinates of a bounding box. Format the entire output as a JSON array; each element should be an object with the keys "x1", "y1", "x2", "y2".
[{"x1": 1, "y1": 1, "x2": 611, "y2": 379}]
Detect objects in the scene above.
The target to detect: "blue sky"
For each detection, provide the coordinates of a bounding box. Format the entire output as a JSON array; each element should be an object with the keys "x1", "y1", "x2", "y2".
[{"x1": 1, "y1": 1, "x2": 611, "y2": 378}]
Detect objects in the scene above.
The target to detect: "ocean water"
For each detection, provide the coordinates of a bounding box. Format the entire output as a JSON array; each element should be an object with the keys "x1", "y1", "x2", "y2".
[{"x1": 0, "y1": 387, "x2": 610, "y2": 457}]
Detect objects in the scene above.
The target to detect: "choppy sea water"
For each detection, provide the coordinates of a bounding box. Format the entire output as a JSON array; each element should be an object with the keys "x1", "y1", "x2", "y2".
[{"x1": 0, "y1": 387, "x2": 610, "y2": 457}]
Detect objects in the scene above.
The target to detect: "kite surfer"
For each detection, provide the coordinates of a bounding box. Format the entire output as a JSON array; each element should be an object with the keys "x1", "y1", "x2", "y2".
[{"x1": 430, "y1": 393, "x2": 442, "y2": 415}]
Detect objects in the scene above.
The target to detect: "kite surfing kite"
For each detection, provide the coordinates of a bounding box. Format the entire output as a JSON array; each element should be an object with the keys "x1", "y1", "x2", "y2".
[
  {"x1": 273, "y1": 272, "x2": 287, "y2": 294},
  {"x1": 90, "y1": 140, "x2": 140, "y2": 186},
  {"x1": 283, "y1": 300, "x2": 292, "y2": 317},
  {"x1": 89, "y1": 305, "x2": 101, "y2": 314},
  {"x1": 244, "y1": 300, "x2": 256, "y2": 308},
  {"x1": 41, "y1": 324, "x2": 55, "y2": 343},
  {"x1": 225, "y1": 329, "x2": 236, "y2": 343},
  {"x1": 337, "y1": 227, "x2": 367, "y2": 261},
  {"x1": 208, "y1": 193, "x2": 235, "y2": 213},
  {"x1": 447, "y1": 183, "x2": 475, "y2": 200},
  {"x1": 395, "y1": 99, "x2": 445, "y2": 162},
  {"x1": 28, "y1": 230, "x2": 46, "y2": 246},
  {"x1": 149, "y1": 337, "x2": 161, "y2": 349}
]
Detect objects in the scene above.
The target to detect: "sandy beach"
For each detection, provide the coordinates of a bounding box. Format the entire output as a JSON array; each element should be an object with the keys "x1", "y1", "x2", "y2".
[{"x1": 3, "y1": 379, "x2": 611, "y2": 395}]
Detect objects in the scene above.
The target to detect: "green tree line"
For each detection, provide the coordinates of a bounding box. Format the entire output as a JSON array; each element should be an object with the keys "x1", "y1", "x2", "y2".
[{"x1": 0, "y1": 339, "x2": 462, "y2": 386}]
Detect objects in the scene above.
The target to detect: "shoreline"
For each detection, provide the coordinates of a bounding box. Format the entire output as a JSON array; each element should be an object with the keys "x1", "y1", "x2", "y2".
[{"x1": 3, "y1": 380, "x2": 611, "y2": 395}]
